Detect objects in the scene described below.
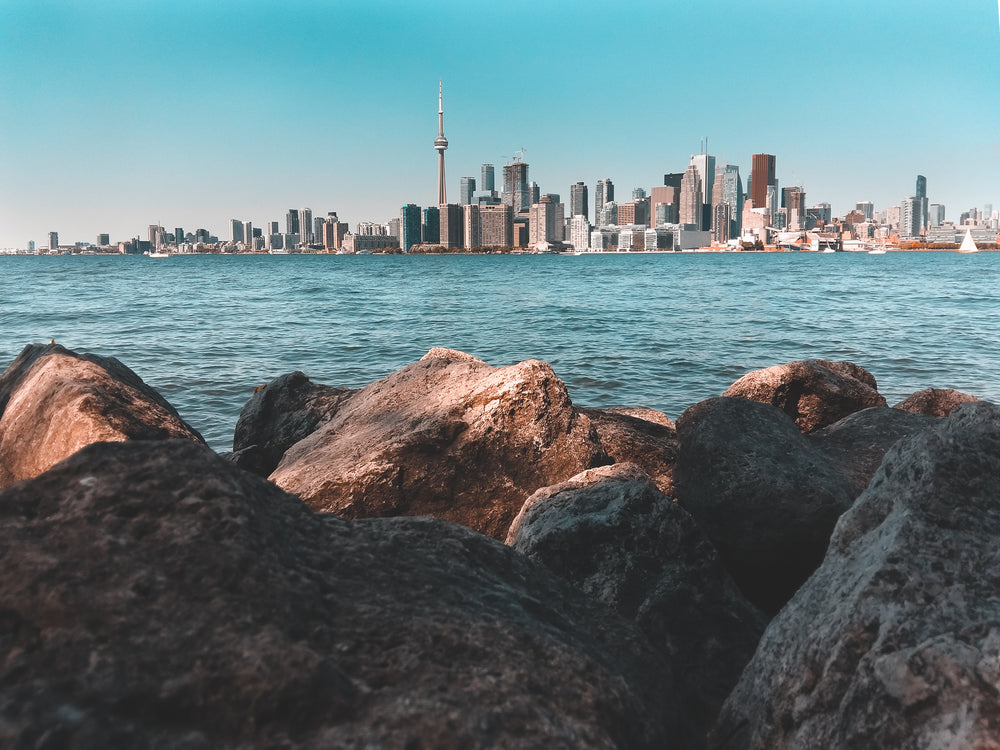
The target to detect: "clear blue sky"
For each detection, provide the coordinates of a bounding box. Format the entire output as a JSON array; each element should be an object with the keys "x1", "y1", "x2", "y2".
[{"x1": 1, "y1": 0, "x2": 998, "y2": 248}]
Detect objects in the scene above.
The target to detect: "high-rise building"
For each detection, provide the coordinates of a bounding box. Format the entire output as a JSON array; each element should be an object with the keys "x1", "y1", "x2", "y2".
[
  {"x1": 243, "y1": 221, "x2": 253, "y2": 247},
  {"x1": 481, "y1": 164, "x2": 495, "y2": 192},
  {"x1": 300, "y1": 208, "x2": 313, "y2": 243},
  {"x1": 570, "y1": 181, "x2": 588, "y2": 220},
  {"x1": 97, "y1": 233, "x2": 110, "y2": 246},
  {"x1": 569, "y1": 215, "x2": 590, "y2": 252},
  {"x1": 750, "y1": 154, "x2": 776, "y2": 209},
  {"x1": 856, "y1": 201, "x2": 874, "y2": 221},
  {"x1": 689, "y1": 152, "x2": 716, "y2": 213},
  {"x1": 463, "y1": 204, "x2": 481, "y2": 249},
  {"x1": 502, "y1": 161, "x2": 529, "y2": 214},
  {"x1": 529, "y1": 182, "x2": 540, "y2": 206},
  {"x1": 460, "y1": 177, "x2": 476, "y2": 205},
  {"x1": 717, "y1": 164, "x2": 742, "y2": 238},
  {"x1": 595, "y1": 178, "x2": 614, "y2": 225},
  {"x1": 400, "y1": 204, "x2": 422, "y2": 252},
  {"x1": 928, "y1": 203, "x2": 945, "y2": 227},
  {"x1": 479, "y1": 204, "x2": 512, "y2": 247},
  {"x1": 900, "y1": 196, "x2": 922, "y2": 238},
  {"x1": 422, "y1": 206, "x2": 440, "y2": 244},
  {"x1": 440, "y1": 203, "x2": 463, "y2": 248},
  {"x1": 529, "y1": 195, "x2": 559, "y2": 245},
  {"x1": 286, "y1": 209, "x2": 300, "y2": 236},
  {"x1": 679, "y1": 164, "x2": 703, "y2": 227},
  {"x1": 230, "y1": 219, "x2": 244, "y2": 243},
  {"x1": 173, "y1": 228, "x2": 183, "y2": 247},
  {"x1": 784, "y1": 187, "x2": 806, "y2": 231},
  {"x1": 915, "y1": 174, "x2": 928, "y2": 230},
  {"x1": 314, "y1": 217, "x2": 324, "y2": 244},
  {"x1": 650, "y1": 186, "x2": 679, "y2": 226},
  {"x1": 663, "y1": 173, "x2": 684, "y2": 188},
  {"x1": 598, "y1": 200, "x2": 617, "y2": 227},
  {"x1": 149, "y1": 224, "x2": 164, "y2": 248},
  {"x1": 435, "y1": 81, "x2": 449, "y2": 205},
  {"x1": 48, "y1": 232, "x2": 58, "y2": 250}
]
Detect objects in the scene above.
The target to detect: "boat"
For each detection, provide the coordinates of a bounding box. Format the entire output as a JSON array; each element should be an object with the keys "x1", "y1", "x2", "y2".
[
  {"x1": 957, "y1": 229, "x2": 980, "y2": 254},
  {"x1": 867, "y1": 247, "x2": 886, "y2": 255},
  {"x1": 146, "y1": 250, "x2": 170, "y2": 258}
]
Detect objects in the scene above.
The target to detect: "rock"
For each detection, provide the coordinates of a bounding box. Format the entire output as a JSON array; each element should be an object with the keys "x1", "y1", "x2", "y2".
[
  {"x1": 269, "y1": 348, "x2": 610, "y2": 539},
  {"x1": 673, "y1": 397, "x2": 853, "y2": 615},
  {"x1": 508, "y1": 463, "x2": 765, "y2": 750},
  {"x1": 0, "y1": 439, "x2": 675, "y2": 748},
  {"x1": 808, "y1": 407, "x2": 938, "y2": 498},
  {"x1": 894, "y1": 387, "x2": 980, "y2": 417},
  {"x1": 0, "y1": 343, "x2": 203, "y2": 488},
  {"x1": 723, "y1": 359, "x2": 887, "y2": 432},
  {"x1": 231, "y1": 371, "x2": 355, "y2": 476},
  {"x1": 578, "y1": 407, "x2": 678, "y2": 495},
  {"x1": 711, "y1": 402, "x2": 1000, "y2": 749}
]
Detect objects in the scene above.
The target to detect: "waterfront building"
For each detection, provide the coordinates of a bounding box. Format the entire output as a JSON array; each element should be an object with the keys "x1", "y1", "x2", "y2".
[
  {"x1": 900, "y1": 196, "x2": 922, "y2": 238},
  {"x1": 570, "y1": 181, "x2": 588, "y2": 220},
  {"x1": 323, "y1": 213, "x2": 348, "y2": 250},
  {"x1": 916, "y1": 174, "x2": 928, "y2": 230},
  {"x1": 48, "y1": 232, "x2": 58, "y2": 250},
  {"x1": 460, "y1": 177, "x2": 476, "y2": 206},
  {"x1": 654, "y1": 202, "x2": 676, "y2": 225},
  {"x1": 569, "y1": 215, "x2": 590, "y2": 252},
  {"x1": 300, "y1": 208, "x2": 313, "y2": 244},
  {"x1": 928, "y1": 203, "x2": 945, "y2": 227},
  {"x1": 344, "y1": 234, "x2": 400, "y2": 253},
  {"x1": 242, "y1": 221, "x2": 253, "y2": 248},
  {"x1": 713, "y1": 164, "x2": 743, "y2": 238},
  {"x1": 590, "y1": 227, "x2": 618, "y2": 251},
  {"x1": 481, "y1": 163, "x2": 495, "y2": 192},
  {"x1": 618, "y1": 225, "x2": 646, "y2": 251},
  {"x1": 314, "y1": 217, "x2": 325, "y2": 243},
  {"x1": 712, "y1": 201, "x2": 732, "y2": 243},
  {"x1": 689, "y1": 152, "x2": 715, "y2": 228},
  {"x1": 435, "y1": 81, "x2": 449, "y2": 205},
  {"x1": 387, "y1": 218, "x2": 400, "y2": 239},
  {"x1": 595, "y1": 178, "x2": 614, "y2": 225},
  {"x1": 645, "y1": 226, "x2": 674, "y2": 251},
  {"x1": 286, "y1": 209, "x2": 300, "y2": 236},
  {"x1": 479, "y1": 203, "x2": 513, "y2": 247},
  {"x1": 750, "y1": 154, "x2": 776, "y2": 209},
  {"x1": 463, "y1": 204, "x2": 481, "y2": 248},
  {"x1": 529, "y1": 195, "x2": 559, "y2": 245},
  {"x1": 856, "y1": 201, "x2": 874, "y2": 221},
  {"x1": 650, "y1": 186, "x2": 679, "y2": 226},
  {"x1": 784, "y1": 187, "x2": 806, "y2": 231},
  {"x1": 598, "y1": 200, "x2": 617, "y2": 227},
  {"x1": 529, "y1": 182, "x2": 541, "y2": 207},
  {"x1": 173, "y1": 228, "x2": 183, "y2": 247},
  {"x1": 440, "y1": 203, "x2": 463, "y2": 249},
  {"x1": 502, "y1": 161, "x2": 530, "y2": 214},
  {"x1": 149, "y1": 224, "x2": 165, "y2": 248},
  {"x1": 400, "y1": 204, "x2": 422, "y2": 252},
  {"x1": 679, "y1": 164, "x2": 703, "y2": 227},
  {"x1": 97, "y1": 233, "x2": 110, "y2": 246},
  {"x1": 422, "y1": 206, "x2": 440, "y2": 243}
]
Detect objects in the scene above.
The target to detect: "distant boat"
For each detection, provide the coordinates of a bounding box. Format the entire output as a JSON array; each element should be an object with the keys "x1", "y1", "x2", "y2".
[
  {"x1": 867, "y1": 247, "x2": 886, "y2": 255},
  {"x1": 146, "y1": 249, "x2": 170, "y2": 258},
  {"x1": 957, "y1": 229, "x2": 980, "y2": 254}
]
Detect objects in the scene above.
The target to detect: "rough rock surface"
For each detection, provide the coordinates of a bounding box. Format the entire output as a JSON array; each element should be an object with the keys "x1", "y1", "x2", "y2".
[
  {"x1": 711, "y1": 402, "x2": 1000, "y2": 749},
  {"x1": 269, "y1": 348, "x2": 611, "y2": 539},
  {"x1": 0, "y1": 439, "x2": 675, "y2": 748},
  {"x1": 509, "y1": 463, "x2": 765, "y2": 750},
  {"x1": 577, "y1": 408, "x2": 678, "y2": 496},
  {"x1": 723, "y1": 359, "x2": 887, "y2": 432},
  {"x1": 673, "y1": 397, "x2": 853, "y2": 614},
  {"x1": 894, "y1": 387, "x2": 980, "y2": 417},
  {"x1": 231, "y1": 371, "x2": 355, "y2": 476},
  {"x1": 808, "y1": 406, "x2": 938, "y2": 498},
  {"x1": 0, "y1": 343, "x2": 203, "y2": 487}
]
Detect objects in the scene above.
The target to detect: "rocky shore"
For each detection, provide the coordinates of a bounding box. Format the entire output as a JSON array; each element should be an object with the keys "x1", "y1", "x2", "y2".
[{"x1": 1, "y1": 342, "x2": 996, "y2": 748}]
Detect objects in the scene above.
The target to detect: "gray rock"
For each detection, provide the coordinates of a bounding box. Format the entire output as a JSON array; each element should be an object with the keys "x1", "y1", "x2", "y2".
[
  {"x1": 509, "y1": 463, "x2": 765, "y2": 749},
  {"x1": 0, "y1": 439, "x2": 675, "y2": 748},
  {"x1": 723, "y1": 359, "x2": 887, "y2": 432},
  {"x1": 894, "y1": 387, "x2": 980, "y2": 417},
  {"x1": 0, "y1": 343, "x2": 203, "y2": 487},
  {"x1": 808, "y1": 406, "x2": 938, "y2": 498},
  {"x1": 711, "y1": 401, "x2": 1000, "y2": 750},
  {"x1": 674, "y1": 397, "x2": 853, "y2": 614},
  {"x1": 231, "y1": 371, "x2": 355, "y2": 476},
  {"x1": 578, "y1": 407, "x2": 678, "y2": 496}
]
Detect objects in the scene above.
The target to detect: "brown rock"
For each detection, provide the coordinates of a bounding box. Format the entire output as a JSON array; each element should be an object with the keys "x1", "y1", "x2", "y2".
[
  {"x1": 578, "y1": 407, "x2": 678, "y2": 495},
  {"x1": 894, "y1": 387, "x2": 980, "y2": 417},
  {"x1": 723, "y1": 359, "x2": 887, "y2": 432},
  {"x1": 231, "y1": 371, "x2": 355, "y2": 476},
  {"x1": 0, "y1": 439, "x2": 674, "y2": 748},
  {"x1": 269, "y1": 348, "x2": 610, "y2": 539},
  {"x1": 0, "y1": 343, "x2": 203, "y2": 487}
]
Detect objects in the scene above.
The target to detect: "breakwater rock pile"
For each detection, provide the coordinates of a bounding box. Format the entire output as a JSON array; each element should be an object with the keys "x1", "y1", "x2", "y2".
[{"x1": 0, "y1": 343, "x2": 995, "y2": 748}]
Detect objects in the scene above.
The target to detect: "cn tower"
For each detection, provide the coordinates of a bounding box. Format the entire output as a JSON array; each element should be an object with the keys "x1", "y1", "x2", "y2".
[{"x1": 434, "y1": 80, "x2": 448, "y2": 206}]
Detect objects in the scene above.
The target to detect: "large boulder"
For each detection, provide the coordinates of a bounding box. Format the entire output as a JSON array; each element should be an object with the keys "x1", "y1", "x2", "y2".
[
  {"x1": 577, "y1": 407, "x2": 678, "y2": 495},
  {"x1": 508, "y1": 463, "x2": 765, "y2": 750},
  {"x1": 723, "y1": 359, "x2": 887, "y2": 432},
  {"x1": 894, "y1": 387, "x2": 980, "y2": 417},
  {"x1": 0, "y1": 343, "x2": 203, "y2": 487},
  {"x1": 711, "y1": 402, "x2": 1000, "y2": 749},
  {"x1": 269, "y1": 348, "x2": 611, "y2": 539},
  {"x1": 0, "y1": 439, "x2": 675, "y2": 748},
  {"x1": 231, "y1": 371, "x2": 355, "y2": 476},
  {"x1": 808, "y1": 407, "x2": 938, "y2": 498},
  {"x1": 673, "y1": 397, "x2": 853, "y2": 614}
]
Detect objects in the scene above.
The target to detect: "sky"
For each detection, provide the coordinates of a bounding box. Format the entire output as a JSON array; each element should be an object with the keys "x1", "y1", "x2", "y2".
[{"x1": 1, "y1": 0, "x2": 998, "y2": 248}]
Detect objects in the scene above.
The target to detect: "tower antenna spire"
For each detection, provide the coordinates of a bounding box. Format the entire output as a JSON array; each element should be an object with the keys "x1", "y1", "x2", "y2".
[{"x1": 434, "y1": 80, "x2": 449, "y2": 205}]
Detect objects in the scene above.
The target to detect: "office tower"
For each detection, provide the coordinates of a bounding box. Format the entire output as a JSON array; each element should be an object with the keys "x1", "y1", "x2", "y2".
[
  {"x1": 230, "y1": 219, "x2": 244, "y2": 243},
  {"x1": 267, "y1": 221, "x2": 278, "y2": 235},
  {"x1": 598, "y1": 200, "x2": 617, "y2": 226},
  {"x1": 900, "y1": 196, "x2": 922, "y2": 238},
  {"x1": 440, "y1": 204, "x2": 463, "y2": 248},
  {"x1": 856, "y1": 201, "x2": 874, "y2": 221},
  {"x1": 301, "y1": 208, "x2": 313, "y2": 243},
  {"x1": 463, "y1": 204, "x2": 481, "y2": 249},
  {"x1": 717, "y1": 165, "x2": 743, "y2": 237},
  {"x1": 48, "y1": 232, "x2": 58, "y2": 250},
  {"x1": 784, "y1": 187, "x2": 806, "y2": 231},
  {"x1": 243, "y1": 221, "x2": 253, "y2": 246},
  {"x1": 569, "y1": 216, "x2": 590, "y2": 251},
  {"x1": 650, "y1": 186, "x2": 679, "y2": 225},
  {"x1": 97, "y1": 233, "x2": 110, "y2": 246},
  {"x1": 149, "y1": 224, "x2": 164, "y2": 248},
  {"x1": 663, "y1": 173, "x2": 684, "y2": 188},
  {"x1": 481, "y1": 164, "x2": 495, "y2": 192},
  {"x1": 915, "y1": 174, "x2": 928, "y2": 230},
  {"x1": 751, "y1": 154, "x2": 776, "y2": 209},
  {"x1": 529, "y1": 195, "x2": 559, "y2": 245},
  {"x1": 460, "y1": 177, "x2": 476, "y2": 205},
  {"x1": 479, "y1": 204, "x2": 512, "y2": 247},
  {"x1": 570, "y1": 181, "x2": 588, "y2": 220},
  {"x1": 286, "y1": 209, "x2": 300, "y2": 235},
  {"x1": 595, "y1": 178, "x2": 614, "y2": 225},
  {"x1": 618, "y1": 202, "x2": 636, "y2": 226},
  {"x1": 435, "y1": 81, "x2": 449, "y2": 205},
  {"x1": 502, "y1": 161, "x2": 529, "y2": 214},
  {"x1": 928, "y1": 204, "x2": 945, "y2": 227},
  {"x1": 422, "y1": 206, "x2": 440, "y2": 243},
  {"x1": 400, "y1": 204, "x2": 422, "y2": 252},
  {"x1": 314, "y1": 217, "x2": 324, "y2": 243},
  {"x1": 689, "y1": 152, "x2": 715, "y2": 209},
  {"x1": 529, "y1": 182, "x2": 540, "y2": 206},
  {"x1": 173, "y1": 228, "x2": 183, "y2": 247},
  {"x1": 679, "y1": 164, "x2": 703, "y2": 227}
]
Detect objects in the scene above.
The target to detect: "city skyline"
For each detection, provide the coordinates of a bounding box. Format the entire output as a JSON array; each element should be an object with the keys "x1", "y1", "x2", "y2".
[{"x1": 1, "y1": 0, "x2": 998, "y2": 249}]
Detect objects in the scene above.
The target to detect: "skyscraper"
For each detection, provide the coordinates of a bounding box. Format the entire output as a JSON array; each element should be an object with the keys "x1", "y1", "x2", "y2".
[
  {"x1": 901, "y1": 196, "x2": 922, "y2": 238},
  {"x1": 301, "y1": 208, "x2": 313, "y2": 244},
  {"x1": 751, "y1": 154, "x2": 776, "y2": 209},
  {"x1": 479, "y1": 204, "x2": 512, "y2": 247},
  {"x1": 503, "y1": 161, "x2": 529, "y2": 214},
  {"x1": 400, "y1": 204, "x2": 422, "y2": 252},
  {"x1": 463, "y1": 204, "x2": 481, "y2": 249},
  {"x1": 286, "y1": 209, "x2": 300, "y2": 236},
  {"x1": 916, "y1": 174, "x2": 928, "y2": 230},
  {"x1": 689, "y1": 152, "x2": 715, "y2": 215},
  {"x1": 595, "y1": 178, "x2": 614, "y2": 225},
  {"x1": 422, "y1": 206, "x2": 440, "y2": 243},
  {"x1": 679, "y1": 164, "x2": 703, "y2": 227},
  {"x1": 570, "y1": 181, "x2": 588, "y2": 220},
  {"x1": 434, "y1": 81, "x2": 448, "y2": 206},
  {"x1": 440, "y1": 204, "x2": 463, "y2": 248},
  {"x1": 460, "y1": 177, "x2": 476, "y2": 205},
  {"x1": 48, "y1": 231, "x2": 58, "y2": 250},
  {"x1": 481, "y1": 164, "x2": 495, "y2": 192}
]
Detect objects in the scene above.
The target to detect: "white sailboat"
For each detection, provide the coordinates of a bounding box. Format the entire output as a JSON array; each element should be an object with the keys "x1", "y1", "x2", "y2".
[{"x1": 957, "y1": 229, "x2": 980, "y2": 254}]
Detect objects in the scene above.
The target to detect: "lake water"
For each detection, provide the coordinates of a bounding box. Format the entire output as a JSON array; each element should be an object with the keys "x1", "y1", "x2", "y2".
[{"x1": 2, "y1": 252, "x2": 998, "y2": 452}]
